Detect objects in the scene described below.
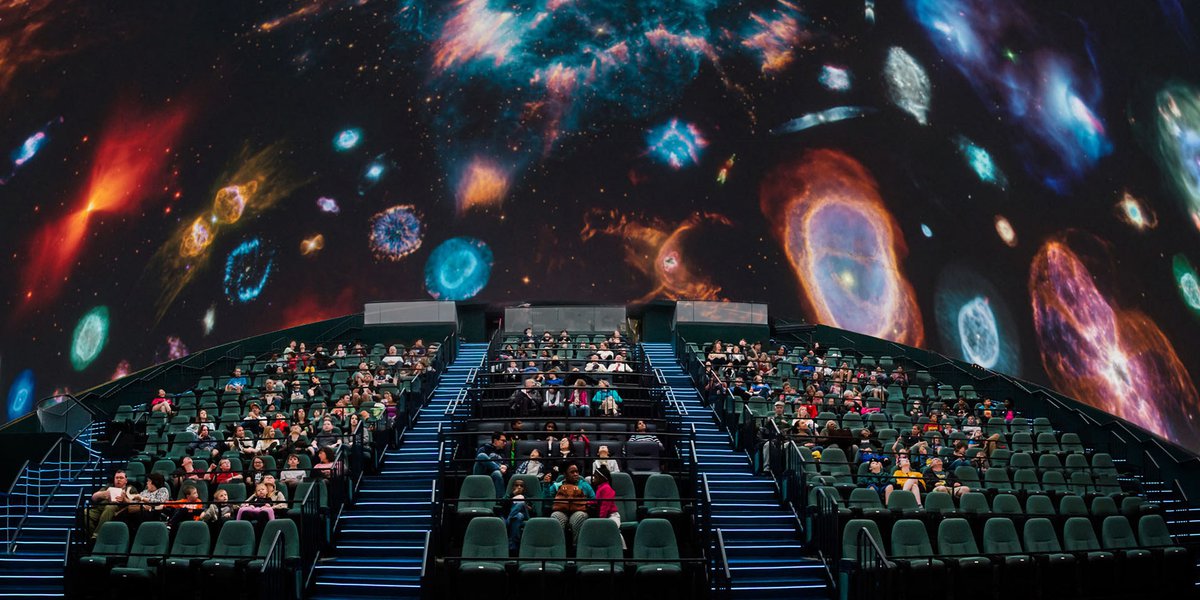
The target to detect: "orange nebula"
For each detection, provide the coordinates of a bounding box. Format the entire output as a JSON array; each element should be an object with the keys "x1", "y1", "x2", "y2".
[
  {"x1": 759, "y1": 149, "x2": 924, "y2": 346},
  {"x1": 741, "y1": 0, "x2": 805, "y2": 74},
  {"x1": 279, "y1": 287, "x2": 357, "y2": 329},
  {"x1": 994, "y1": 215, "x2": 1017, "y2": 246},
  {"x1": 179, "y1": 217, "x2": 214, "y2": 258},
  {"x1": 582, "y1": 209, "x2": 730, "y2": 302},
  {"x1": 300, "y1": 233, "x2": 325, "y2": 256},
  {"x1": 456, "y1": 157, "x2": 511, "y2": 214},
  {"x1": 21, "y1": 103, "x2": 191, "y2": 307},
  {"x1": 432, "y1": 0, "x2": 523, "y2": 73},
  {"x1": 1030, "y1": 238, "x2": 1200, "y2": 442}
]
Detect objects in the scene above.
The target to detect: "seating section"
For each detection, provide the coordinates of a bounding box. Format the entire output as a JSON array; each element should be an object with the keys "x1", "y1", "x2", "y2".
[
  {"x1": 682, "y1": 336, "x2": 1197, "y2": 599},
  {"x1": 71, "y1": 337, "x2": 445, "y2": 598}
]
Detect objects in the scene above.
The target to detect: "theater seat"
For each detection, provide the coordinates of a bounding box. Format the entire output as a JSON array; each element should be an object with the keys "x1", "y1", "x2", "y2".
[
  {"x1": 80, "y1": 522, "x2": 129, "y2": 569},
  {"x1": 633, "y1": 519, "x2": 681, "y2": 575},
  {"x1": 643, "y1": 474, "x2": 682, "y2": 516},
  {"x1": 518, "y1": 517, "x2": 567, "y2": 574},
  {"x1": 201, "y1": 520, "x2": 257, "y2": 575},
  {"x1": 576, "y1": 519, "x2": 625, "y2": 575},
  {"x1": 890, "y1": 519, "x2": 943, "y2": 570},
  {"x1": 459, "y1": 517, "x2": 509, "y2": 574},
  {"x1": 108, "y1": 521, "x2": 169, "y2": 580},
  {"x1": 457, "y1": 475, "x2": 498, "y2": 517},
  {"x1": 161, "y1": 521, "x2": 210, "y2": 581}
]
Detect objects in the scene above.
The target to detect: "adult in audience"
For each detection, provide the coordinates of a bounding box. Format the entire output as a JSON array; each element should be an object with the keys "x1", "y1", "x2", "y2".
[
  {"x1": 548, "y1": 465, "x2": 594, "y2": 539},
  {"x1": 150, "y1": 389, "x2": 174, "y2": 415},
  {"x1": 629, "y1": 420, "x2": 662, "y2": 448},
  {"x1": 508, "y1": 378, "x2": 541, "y2": 416},
  {"x1": 592, "y1": 445, "x2": 620, "y2": 475},
  {"x1": 548, "y1": 437, "x2": 579, "y2": 479},
  {"x1": 189, "y1": 425, "x2": 222, "y2": 459},
  {"x1": 592, "y1": 379, "x2": 623, "y2": 416},
  {"x1": 923, "y1": 458, "x2": 969, "y2": 497},
  {"x1": 186, "y1": 409, "x2": 215, "y2": 434},
  {"x1": 313, "y1": 446, "x2": 338, "y2": 480},
  {"x1": 860, "y1": 458, "x2": 895, "y2": 501},
  {"x1": 225, "y1": 368, "x2": 249, "y2": 394},
  {"x1": 892, "y1": 457, "x2": 924, "y2": 505},
  {"x1": 474, "y1": 432, "x2": 508, "y2": 497},
  {"x1": 87, "y1": 471, "x2": 135, "y2": 537},
  {"x1": 567, "y1": 379, "x2": 591, "y2": 417}
]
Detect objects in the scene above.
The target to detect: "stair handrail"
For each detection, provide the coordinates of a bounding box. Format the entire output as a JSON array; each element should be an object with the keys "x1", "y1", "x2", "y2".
[
  {"x1": 1, "y1": 459, "x2": 31, "y2": 553},
  {"x1": 715, "y1": 528, "x2": 732, "y2": 595}
]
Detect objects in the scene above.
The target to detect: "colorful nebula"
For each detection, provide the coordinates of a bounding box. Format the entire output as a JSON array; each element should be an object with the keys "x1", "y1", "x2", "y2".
[
  {"x1": 213, "y1": 182, "x2": 254, "y2": 224},
  {"x1": 223, "y1": 238, "x2": 274, "y2": 303},
  {"x1": 581, "y1": 209, "x2": 731, "y2": 302},
  {"x1": 884, "y1": 47, "x2": 931, "y2": 125},
  {"x1": 759, "y1": 149, "x2": 924, "y2": 346},
  {"x1": 369, "y1": 205, "x2": 424, "y2": 261},
  {"x1": 202, "y1": 305, "x2": 216, "y2": 335},
  {"x1": 333, "y1": 128, "x2": 362, "y2": 152},
  {"x1": 819, "y1": 65, "x2": 852, "y2": 91},
  {"x1": 1030, "y1": 238, "x2": 1200, "y2": 441},
  {"x1": 1146, "y1": 81, "x2": 1200, "y2": 223},
  {"x1": 920, "y1": 224, "x2": 934, "y2": 238},
  {"x1": 2, "y1": 116, "x2": 62, "y2": 185},
  {"x1": 934, "y1": 263, "x2": 1020, "y2": 374},
  {"x1": 317, "y1": 196, "x2": 340, "y2": 214},
  {"x1": 111, "y1": 360, "x2": 131, "y2": 381},
  {"x1": 6, "y1": 369, "x2": 34, "y2": 419},
  {"x1": 741, "y1": 0, "x2": 806, "y2": 74},
  {"x1": 358, "y1": 154, "x2": 388, "y2": 195},
  {"x1": 20, "y1": 104, "x2": 191, "y2": 309},
  {"x1": 71, "y1": 306, "x2": 110, "y2": 371},
  {"x1": 425, "y1": 237, "x2": 494, "y2": 301},
  {"x1": 908, "y1": 0, "x2": 1110, "y2": 193},
  {"x1": 956, "y1": 135, "x2": 1007, "y2": 188},
  {"x1": 772, "y1": 106, "x2": 875, "y2": 135},
  {"x1": 994, "y1": 215, "x2": 1017, "y2": 247},
  {"x1": 1173, "y1": 254, "x2": 1200, "y2": 316},
  {"x1": 180, "y1": 218, "x2": 214, "y2": 258},
  {"x1": 646, "y1": 119, "x2": 707, "y2": 169},
  {"x1": 1115, "y1": 191, "x2": 1157, "y2": 231},
  {"x1": 300, "y1": 234, "x2": 325, "y2": 256},
  {"x1": 455, "y1": 158, "x2": 511, "y2": 214},
  {"x1": 165, "y1": 336, "x2": 189, "y2": 361}
]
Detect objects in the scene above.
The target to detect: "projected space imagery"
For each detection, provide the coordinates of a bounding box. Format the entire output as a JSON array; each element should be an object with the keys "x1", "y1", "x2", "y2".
[{"x1": 2, "y1": 0, "x2": 1200, "y2": 451}]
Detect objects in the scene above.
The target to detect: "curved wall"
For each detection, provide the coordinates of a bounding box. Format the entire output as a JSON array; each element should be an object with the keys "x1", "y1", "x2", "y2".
[{"x1": 2, "y1": 0, "x2": 1200, "y2": 450}]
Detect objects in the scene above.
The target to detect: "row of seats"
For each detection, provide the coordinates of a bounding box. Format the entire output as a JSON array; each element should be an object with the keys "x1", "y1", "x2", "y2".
[
  {"x1": 458, "y1": 473, "x2": 682, "y2": 536},
  {"x1": 79, "y1": 519, "x2": 300, "y2": 595},
  {"x1": 458, "y1": 516, "x2": 682, "y2": 575},
  {"x1": 842, "y1": 515, "x2": 1190, "y2": 597},
  {"x1": 831, "y1": 488, "x2": 1153, "y2": 521}
]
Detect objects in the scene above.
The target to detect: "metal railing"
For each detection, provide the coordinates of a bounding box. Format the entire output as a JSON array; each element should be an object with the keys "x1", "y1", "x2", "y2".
[{"x1": 1, "y1": 429, "x2": 100, "y2": 552}]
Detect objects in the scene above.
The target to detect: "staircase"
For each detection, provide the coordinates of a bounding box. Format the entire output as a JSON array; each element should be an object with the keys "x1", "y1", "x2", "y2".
[
  {"x1": 310, "y1": 342, "x2": 487, "y2": 599},
  {"x1": 1, "y1": 421, "x2": 106, "y2": 598},
  {"x1": 642, "y1": 342, "x2": 831, "y2": 600}
]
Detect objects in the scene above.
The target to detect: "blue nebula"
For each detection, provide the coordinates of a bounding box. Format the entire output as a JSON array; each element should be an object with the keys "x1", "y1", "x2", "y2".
[
  {"x1": 646, "y1": 119, "x2": 707, "y2": 169},
  {"x1": 955, "y1": 135, "x2": 1007, "y2": 188},
  {"x1": 6, "y1": 369, "x2": 34, "y2": 419},
  {"x1": 920, "y1": 224, "x2": 933, "y2": 238},
  {"x1": 333, "y1": 128, "x2": 362, "y2": 151},
  {"x1": 934, "y1": 263, "x2": 1020, "y2": 375},
  {"x1": 772, "y1": 106, "x2": 876, "y2": 135},
  {"x1": 424, "y1": 237, "x2": 494, "y2": 301},
  {"x1": 819, "y1": 65, "x2": 852, "y2": 91},
  {"x1": 369, "y1": 205, "x2": 424, "y2": 261},
  {"x1": 907, "y1": 0, "x2": 1110, "y2": 193},
  {"x1": 358, "y1": 154, "x2": 388, "y2": 195},
  {"x1": 223, "y1": 238, "x2": 274, "y2": 303},
  {"x1": 2, "y1": 117, "x2": 62, "y2": 185}
]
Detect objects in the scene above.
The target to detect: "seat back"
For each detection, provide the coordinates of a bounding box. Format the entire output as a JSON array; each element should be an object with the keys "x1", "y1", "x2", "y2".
[
  {"x1": 953, "y1": 466, "x2": 981, "y2": 489},
  {"x1": 841, "y1": 519, "x2": 885, "y2": 561},
  {"x1": 644, "y1": 474, "x2": 682, "y2": 513},
  {"x1": 624, "y1": 441, "x2": 662, "y2": 474},
  {"x1": 992, "y1": 494, "x2": 1021, "y2": 515},
  {"x1": 462, "y1": 517, "x2": 509, "y2": 561},
  {"x1": 91, "y1": 522, "x2": 130, "y2": 557},
  {"x1": 576, "y1": 519, "x2": 625, "y2": 568},
  {"x1": 213, "y1": 520, "x2": 257, "y2": 559},
  {"x1": 937, "y1": 518, "x2": 980, "y2": 556},
  {"x1": 1101, "y1": 516, "x2": 1139, "y2": 551},
  {"x1": 886, "y1": 489, "x2": 919, "y2": 512},
  {"x1": 1022, "y1": 518, "x2": 1063, "y2": 553},
  {"x1": 1025, "y1": 495, "x2": 1054, "y2": 516},
  {"x1": 170, "y1": 521, "x2": 212, "y2": 559},
  {"x1": 984, "y1": 468, "x2": 1012, "y2": 492},
  {"x1": 1138, "y1": 514, "x2": 1177, "y2": 548},
  {"x1": 256, "y1": 519, "x2": 301, "y2": 560},
  {"x1": 610, "y1": 472, "x2": 639, "y2": 522},
  {"x1": 1062, "y1": 517, "x2": 1101, "y2": 552},
  {"x1": 1058, "y1": 495, "x2": 1088, "y2": 517},
  {"x1": 982, "y1": 518, "x2": 1023, "y2": 554},
  {"x1": 1036, "y1": 432, "x2": 1060, "y2": 453},
  {"x1": 459, "y1": 474, "x2": 498, "y2": 506},
  {"x1": 890, "y1": 519, "x2": 934, "y2": 558},
  {"x1": 1041, "y1": 471, "x2": 1068, "y2": 493},
  {"x1": 848, "y1": 488, "x2": 884, "y2": 511},
  {"x1": 633, "y1": 519, "x2": 680, "y2": 565},
  {"x1": 959, "y1": 492, "x2": 989, "y2": 515},
  {"x1": 819, "y1": 448, "x2": 850, "y2": 475},
  {"x1": 519, "y1": 518, "x2": 566, "y2": 568},
  {"x1": 126, "y1": 521, "x2": 170, "y2": 570},
  {"x1": 924, "y1": 491, "x2": 956, "y2": 514}
]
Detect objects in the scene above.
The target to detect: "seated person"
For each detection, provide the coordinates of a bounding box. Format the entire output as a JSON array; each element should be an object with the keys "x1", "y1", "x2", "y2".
[
  {"x1": 224, "y1": 368, "x2": 249, "y2": 394},
  {"x1": 548, "y1": 465, "x2": 595, "y2": 539},
  {"x1": 859, "y1": 458, "x2": 895, "y2": 501},
  {"x1": 87, "y1": 471, "x2": 135, "y2": 537},
  {"x1": 150, "y1": 389, "x2": 174, "y2": 415},
  {"x1": 923, "y1": 457, "x2": 969, "y2": 497},
  {"x1": 591, "y1": 380, "x2": 623, "y2": 416}
]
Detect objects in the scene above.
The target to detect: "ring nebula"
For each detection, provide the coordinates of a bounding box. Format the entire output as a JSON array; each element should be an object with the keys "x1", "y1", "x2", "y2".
[
  {"x1": 1029, "y1": 238, "x2": 1200, "y2": 442},
  {"x1": 760, "y1": 149, "x2": 924, "y2": 346}
]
